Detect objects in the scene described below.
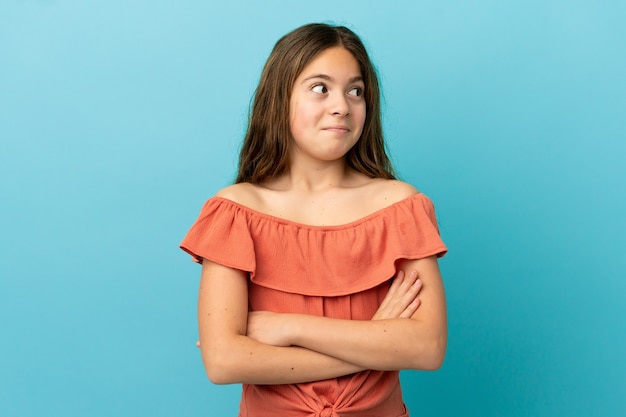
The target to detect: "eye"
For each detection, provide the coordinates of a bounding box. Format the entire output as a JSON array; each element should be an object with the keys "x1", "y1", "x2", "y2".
[
  {"x1": 311, "y1": 84, "x2": 327, "y2": 94},
  {"x1": 348, "y1": 87, "x2": 363, "y2": 97}
]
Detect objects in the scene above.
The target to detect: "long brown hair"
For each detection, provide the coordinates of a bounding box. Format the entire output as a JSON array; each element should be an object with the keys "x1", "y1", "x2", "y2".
[{"x1": 235, "y1": 23, "x2": 395, "y2": 184}]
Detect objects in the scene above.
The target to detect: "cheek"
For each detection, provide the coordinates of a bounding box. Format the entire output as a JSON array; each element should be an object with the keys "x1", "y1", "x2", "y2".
[
  {"x1": 355, "y1": 105, "x2": 367, "y2": 133},
  {"x1": 289, "y1": 108, "x2": 302, "y2": 138},
  {"x1": 290, "y1": 102, "x2": 318, "y2": 134}
]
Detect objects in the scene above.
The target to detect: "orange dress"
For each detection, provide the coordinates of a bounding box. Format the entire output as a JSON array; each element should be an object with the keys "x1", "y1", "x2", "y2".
[{"x1": 180, "y1": 193, "x2": 447, "y2": 417}]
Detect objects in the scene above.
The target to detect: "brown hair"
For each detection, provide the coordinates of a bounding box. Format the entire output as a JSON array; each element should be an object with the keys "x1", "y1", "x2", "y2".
[{"x1": 235, "y1": 23, "x2": 395, "y2": 183}]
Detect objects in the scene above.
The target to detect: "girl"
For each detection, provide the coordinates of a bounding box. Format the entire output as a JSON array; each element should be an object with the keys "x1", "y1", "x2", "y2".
[{"x1": 181, "y1": 23, "x2": 447, "y2": 417}]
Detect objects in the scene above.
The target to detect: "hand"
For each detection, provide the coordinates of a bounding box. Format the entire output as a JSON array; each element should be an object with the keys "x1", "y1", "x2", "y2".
[
  {"x1": 246, "y1": 311, "x2": 293, "y2": 347},
  {"x1": 372, "y1": 270, "x2": 422, "y2": 320}
]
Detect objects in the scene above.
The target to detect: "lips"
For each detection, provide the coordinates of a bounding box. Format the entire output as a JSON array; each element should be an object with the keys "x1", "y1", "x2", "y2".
[{"x1": 323, "y1": 125, "x2": 350, "y2": 133}]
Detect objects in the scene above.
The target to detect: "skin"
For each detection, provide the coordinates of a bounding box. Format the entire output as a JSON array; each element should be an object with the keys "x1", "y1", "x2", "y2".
[
  {"x1": 289, "y1": 46, "x2": 366, "y2": 167},
  {"x1": 196, "y1": 46, "x2": 447, "y2": 385}
]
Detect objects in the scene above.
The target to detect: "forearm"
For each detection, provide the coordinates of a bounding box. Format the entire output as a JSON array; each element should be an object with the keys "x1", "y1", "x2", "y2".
[
  {"x1": 273, "y1": 257, "x2": 448, "y2": 371},
  {"x1": 286, "y1": 315, "x2": 446, "y2": 371},
  {"x1": 198, "y1": 259, "x2": 365, "y2": 386},
  {"x1": 202, "y1": 334, "x2": 364, "y2": 385}
]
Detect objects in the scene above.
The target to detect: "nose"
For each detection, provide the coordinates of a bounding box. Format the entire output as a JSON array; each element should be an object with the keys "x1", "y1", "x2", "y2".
[{"x1": 329, "y1": 92, "x2": 350, "y2": 117}]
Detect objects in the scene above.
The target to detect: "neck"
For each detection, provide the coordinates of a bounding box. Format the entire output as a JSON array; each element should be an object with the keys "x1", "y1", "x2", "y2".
[{"x1": 272, "y1": 158, "x2": 354, "y2": 193}]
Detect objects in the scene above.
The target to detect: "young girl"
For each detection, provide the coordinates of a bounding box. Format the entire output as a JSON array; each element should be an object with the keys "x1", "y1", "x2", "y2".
[{"x1": 181, "y1": 23, "x2": 447, "y2": 417}]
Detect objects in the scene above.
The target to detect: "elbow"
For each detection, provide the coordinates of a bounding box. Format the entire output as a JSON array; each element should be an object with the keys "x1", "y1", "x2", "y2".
[
  {"x1": 410, "y1": 334, "x2": 447, "y2": 371},
  {"x1": 203, "y1": 359, "x2": 231, "y2": 385},
  {"x1": 422, "y1": 343, "x2": 446, "y2": 370},
  {"x1": 205, "y1": 365, "x2": 232, "y2": 385},
  {"x1": 426, "y1": 335, "x2": 448, "y2": 370},
  {"x1": 202, "y1": 348, "x2": 240, "y2": 385}
]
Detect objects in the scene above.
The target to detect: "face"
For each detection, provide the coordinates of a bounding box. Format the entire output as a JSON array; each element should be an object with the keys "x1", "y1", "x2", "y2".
[{"x1": 289, "y1": 46, "x2": 366, "y2": 164}]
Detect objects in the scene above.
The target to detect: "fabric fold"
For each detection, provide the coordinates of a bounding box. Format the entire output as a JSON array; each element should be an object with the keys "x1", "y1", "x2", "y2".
[
  {"x1": 180, "y1": 193, "x2": 446, "y2": 297},
  {"x1": 180, "y1": 192, "x2": 446, "y2": 416}
]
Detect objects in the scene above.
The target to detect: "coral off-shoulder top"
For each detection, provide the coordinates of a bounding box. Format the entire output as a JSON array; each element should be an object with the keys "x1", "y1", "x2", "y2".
[{"x1": 180, "y1": 193, "x2": 447, "y2": 417}]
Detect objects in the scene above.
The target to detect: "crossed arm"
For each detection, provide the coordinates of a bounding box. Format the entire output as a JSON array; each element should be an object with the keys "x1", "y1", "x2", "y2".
[{"x1": 197, "y1": 256, "x2": 447, "y2": 385}]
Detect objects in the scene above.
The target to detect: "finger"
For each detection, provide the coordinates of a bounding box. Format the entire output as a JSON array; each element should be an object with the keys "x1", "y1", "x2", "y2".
[
  {"x1": 196, "y1": 340, "x2": 201, "y2": 348},
  {"x1": 399, "y1": 298, "x2": 421, "y2": 319},
  {"x1": 384, "y1": 270, "x2": 415, "y2": 303},
  {"x1": 376, "y1": 272, "x2": 403, "y2": 313},
  {"x1": 382, "y1": 270, "x2": 406, "y2": 304},
  {"x1": 397, "y1": 270, "x2": 419, "y2": 292},
  {"x1": 373, "y1": 270, "x2": 421, "y2": 320},
  {"x1": 401, "y1": 275, "x2": 422, "y2": 298},
  {"x1": 385, "y1": 276, "x2": 422, "y2": 318},
  {"x1": 398, "y1": 278, "x2": 422, "y2": 310},
  {"x1": 390, "y1": 272, "x2": 421, "y2": 304}
]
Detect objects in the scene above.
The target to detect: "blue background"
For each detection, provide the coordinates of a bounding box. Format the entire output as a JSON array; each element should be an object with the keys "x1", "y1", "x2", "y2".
[{"x1": 1, "y1": 1, "x2": 624, "y2": 416}]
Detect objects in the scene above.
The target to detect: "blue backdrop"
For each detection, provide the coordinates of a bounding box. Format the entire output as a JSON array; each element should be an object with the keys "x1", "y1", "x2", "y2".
[{"x1": 1, "y1": 1, "x2": 624, "y2": 416}]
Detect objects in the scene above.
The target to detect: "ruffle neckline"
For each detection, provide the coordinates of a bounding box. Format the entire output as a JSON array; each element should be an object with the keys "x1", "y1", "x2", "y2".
[
  {"x1": 209, "y1": 193, "x2": 426, "y2": 230},
  {"x1": 180, "y1": 193, "x2": 447, "y2": 297}
]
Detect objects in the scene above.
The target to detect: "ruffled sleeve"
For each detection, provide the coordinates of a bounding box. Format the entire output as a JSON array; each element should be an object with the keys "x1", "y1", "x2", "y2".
[
  {"x1": 179, "y1": 198, "x2": 256, "y2": 273},
  {"x1": 246, "y1": 193, "x2": 445, "y2": 297},
  {"x1": 179, "y1": 193, "x2": 446, "y2": 297}
]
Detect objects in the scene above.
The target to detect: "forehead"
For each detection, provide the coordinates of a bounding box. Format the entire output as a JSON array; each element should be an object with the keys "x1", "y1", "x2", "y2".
[{"x1": 297, "y1": 46, "x2": 362, "y2": 79}]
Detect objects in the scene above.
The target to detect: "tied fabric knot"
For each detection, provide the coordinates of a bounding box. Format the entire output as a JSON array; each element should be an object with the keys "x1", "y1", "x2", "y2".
[{"x1": 317, "y1": 405, "x2": 338, "y2": 417}]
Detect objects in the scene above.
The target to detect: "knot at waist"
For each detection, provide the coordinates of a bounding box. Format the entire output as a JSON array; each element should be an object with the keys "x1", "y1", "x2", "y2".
[{"x1": 317, "y1": 405, "x2": 338, "y2": 417}]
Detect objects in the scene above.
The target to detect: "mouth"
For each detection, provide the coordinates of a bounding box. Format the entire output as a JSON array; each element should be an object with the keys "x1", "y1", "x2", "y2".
[{"x1": 323, "y1": 126, "x2": 350, "y2": 133}]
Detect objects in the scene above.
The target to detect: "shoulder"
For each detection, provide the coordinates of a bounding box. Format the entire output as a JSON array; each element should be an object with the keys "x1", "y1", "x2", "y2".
[
  {"x1": 347, "y1": 170, "x2": 418, "y2": 197},
  {"x1": 215, "y1": 183, "x2": 266, "y2": 211},
  {"x1": 378, "y1": 179, "x2": 419, "y2": 199},
  {"x1": 215, "y1": 183, "x2": 249, "y2": 200},
  {"x1": 341, "y1": 177, "x2": 421, "y2": 217},
  {"x1": 364, "y1": 179, "x2": 420, "y2": 206}
]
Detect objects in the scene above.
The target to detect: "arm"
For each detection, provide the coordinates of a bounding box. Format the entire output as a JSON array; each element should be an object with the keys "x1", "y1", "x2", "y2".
[
  {"x1": 198, "y1": 258, "x2": 366, "y2": 385},
  {"x1": 248, "y1": 256, "x2": 447, "y2": 371},
  {"x1": 198, "y1": 259, "x2": 424, "y2": 384}
]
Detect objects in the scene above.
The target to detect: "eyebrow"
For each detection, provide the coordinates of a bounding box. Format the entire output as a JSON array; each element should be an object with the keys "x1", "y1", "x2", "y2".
[{"x1": 301, "y1": 74, "x2": 364, "y2": 84}]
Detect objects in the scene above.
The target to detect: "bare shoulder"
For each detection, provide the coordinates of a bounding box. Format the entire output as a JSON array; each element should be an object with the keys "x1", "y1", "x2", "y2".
[
  {"x1": 215, "y1": 183, "x2": 264, "y2": 209},
  {"x1": 380, "y1": 179, "x2": 419, "y2": 199},
  {"x1": 367, "y1": 179, "x2": 420, "y2": 204},
  {"x1": 346, "y1": 178, "x2": 420, "y2": 215}
]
